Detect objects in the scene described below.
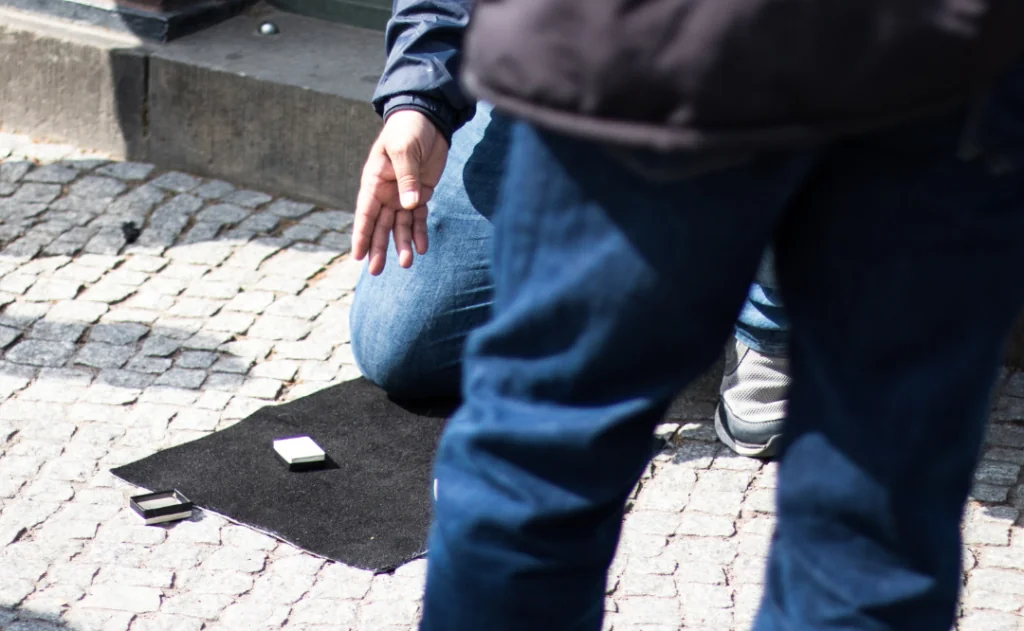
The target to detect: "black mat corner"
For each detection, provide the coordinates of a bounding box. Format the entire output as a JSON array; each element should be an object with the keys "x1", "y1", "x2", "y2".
[{"x1": 112, "y1": 378, "x2": 457, "y2": 572}]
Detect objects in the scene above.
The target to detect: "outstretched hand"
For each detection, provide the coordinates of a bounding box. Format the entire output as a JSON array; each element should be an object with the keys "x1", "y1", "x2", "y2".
[{"x1": 353, "y1": 110, "x2": 450, "y2": 275}]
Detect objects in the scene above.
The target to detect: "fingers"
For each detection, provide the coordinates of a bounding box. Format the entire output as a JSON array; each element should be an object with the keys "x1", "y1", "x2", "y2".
[
  {"x1": 354, "y1": 144, "x2": 394, "y2": 262},
  {"x1": 355, "y1": 112, "x2": 443, "y2": 272},
  {"x1": 353, "y1": 186, "x2": 382, "y2": 263},
  {"x1": 412, "y1": 205, "x2": 429, "y2": 255},
  {"x1": 393, "y1": 209, "x2": 414, "y2": 268},
  {"x1": 368, "y1": 205, "x2": 396, "y2": 276},
  {"x1": 388, "y1": 147, "x2": 424, "y2": 210}
]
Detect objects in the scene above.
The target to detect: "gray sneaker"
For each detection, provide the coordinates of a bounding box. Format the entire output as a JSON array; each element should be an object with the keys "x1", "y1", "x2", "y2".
[{"x1": 714, "y1": 339, "x2": 790, "y2": 458}]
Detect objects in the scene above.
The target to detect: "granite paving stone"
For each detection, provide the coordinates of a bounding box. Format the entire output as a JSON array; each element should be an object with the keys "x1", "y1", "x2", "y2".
[
  {"x1": 222, "y1": 190, "x2": 272, "y2": 208},
  {"x1": 70, "y1": 176, "x2": 128, "y2": 199},
  {"x1": 0, "y1": 160, "x2": 32, "y2": 183},
  {"x1": 265, "y1": 199, "x2": 314, "y2": 219},
  {"x1": 98, "y1": 162, "x2": 155, "y2": 181},
  {"x1": 7, "y1": 340, "x2": 76, "y2": 367},
  {"x1": 150, "y1": 172, "x2": 201, "y2": 193},
  {"x1": 27, "y1": 321, "x2": 86, "y2": 343},
  {"x1": 14, "y1": 183, "x2": 62, "y2": 203},
  {"x1": 154, "y1": 369, "x2": 207, "y2": 390},
  {"x1": 23, "y1": 164, "x2": 79, "y2": 184}
]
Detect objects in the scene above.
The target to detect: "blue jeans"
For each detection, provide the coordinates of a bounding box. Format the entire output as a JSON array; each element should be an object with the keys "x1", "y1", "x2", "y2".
[
  {"x1": 420, "y1": 61, "x2": 1024, "y2": 631},
  {"x1": 350, "y1": 104, "x2": 788, "y2": 399}
]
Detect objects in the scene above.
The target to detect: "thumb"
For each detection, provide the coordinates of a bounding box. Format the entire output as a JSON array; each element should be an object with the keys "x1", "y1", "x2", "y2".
[{"x1": 387, "y1": 146, "x2": 423, "y2": 210}]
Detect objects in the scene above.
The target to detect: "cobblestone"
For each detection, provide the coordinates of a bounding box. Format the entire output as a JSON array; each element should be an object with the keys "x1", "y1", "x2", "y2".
[
  {"x1": 2, "y1": 143, "x2": 1022, "y2": 631},
  {"x1": 47, "y1": 300, "x2": 108, "y2": 324},
  {"x1": 168, "y1": 409, "x2": 219, "y2": 432},
  {"x1": 220, "y1": 340, "x2": 272, "y2": 360},
  {"x1": 76, "y1": 343, "x2": 135, "y2": 369},
  {"x1": 28, "y1": 322, "x2": 88, "y2": 346},
  {"x1": 296, "y1": 361, "x2": 336, "y2": 382},
  {"x1": 203, "y1": 311, "x2": 253, "y2": 334},
  {"x1": 15, "y1": 183, "x2": 62, "y2": 203},
  {"x1": 98, "y1": 162, "x2": 155, "y2": 181},
  {"x1": 975, "y1": 460, "x2": 1022, "y2": 486},
  {"x1": 24, "y1": 279, "x2": 83, "y2": 302},
  {"x1": 222, "y1": 190, "x2": 271, "y2": 208},
  {"x1": 274, "y1": 341, "x2": 332, "y2": 361},
  {"x1": 80, "y1": 584, "x2": 162, "y2": 613},
  {"x1": 251, "y1": 359, "x2": 299, "y2": 381},
  {"x1": 150, "y1": 172, "x2": 201, "y2": 193},
  {"x1": 80, "y1": 280, "x2": 136, "y2": 304},
  {"x1": 289, "y1": 598, "x2": 358, "y2": 627},
  {"x1": 1, "y1": 274, "x2": 38, "y2": 295},
  {"x1": 205, "y1": 548, "x2": 267, "y2": 574},
  {"x1": 154, "y1": 369, "x2": 206, "y2": 390},
  {"x1": 202, "y1": 373, "x2": 245, "y2": 392},
  {"x1": 126, "y1": 356, "x2": 173, "y2": 374},
  {"x1": 250, "y1": 274, "x2": 306, "y2": 295},
  {"x1": 8, "y1": 340, "x2": 76, "y2": 366},
  {"x1": 70, "y1": 176, "x2": 128, "y2": 199},
  {"x1": 265, "y1": 295, "x2": 327, "y2": 320},
  {"x1": 24, "y1": 164, "x2": 79, "y2": 184},
  {"x1": 303, "y1": 210, "x2": 354, "y2": 232},
  {"x1": 248, "y1": 315, "x2": 311, "y2": 341},
  {"x1": 265, "y1": 199, "x2": 315, "y2": 219},
  {"x1": 0, "y1": 160, "x2": 32, "y2": 183},
  {"x1": 89, "y1": 323, "x2": 149, "y2": 346},
  {"x1": 140, "y1": 337, "x2": 182, "y2": 357}
]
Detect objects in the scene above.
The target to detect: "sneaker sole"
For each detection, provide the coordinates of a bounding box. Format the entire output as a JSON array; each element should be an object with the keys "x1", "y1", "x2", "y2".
[{"x1": 714, "y1": 405, "x2": 781, "y2": 460}]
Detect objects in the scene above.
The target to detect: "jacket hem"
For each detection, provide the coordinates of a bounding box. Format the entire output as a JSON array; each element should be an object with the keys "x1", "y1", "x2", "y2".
[{"x1": 462, "y1": 72, "x2": 966, "y2": 153}]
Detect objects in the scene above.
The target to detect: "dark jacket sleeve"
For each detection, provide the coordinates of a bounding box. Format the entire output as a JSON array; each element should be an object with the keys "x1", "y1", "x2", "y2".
[{"x1": 372, "y1": 0, "x2": 476, "y2": 144}]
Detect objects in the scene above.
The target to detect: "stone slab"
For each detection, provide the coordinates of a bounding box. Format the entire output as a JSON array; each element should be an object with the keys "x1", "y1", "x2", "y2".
[
  {"x1": 0, "y1": 4, "x2": 382, "y2": 207},
  {"x1": 145, "y1": 5, "x2": 382, "y2": 207},
  {"x1": 0, "y1": 6, "x2": 148, "y2": 158}
]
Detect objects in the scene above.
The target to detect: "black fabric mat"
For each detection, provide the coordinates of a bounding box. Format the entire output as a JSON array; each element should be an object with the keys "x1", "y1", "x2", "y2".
[{"x1": 112, "y1": 378, "x2": 457, "y2": 572}]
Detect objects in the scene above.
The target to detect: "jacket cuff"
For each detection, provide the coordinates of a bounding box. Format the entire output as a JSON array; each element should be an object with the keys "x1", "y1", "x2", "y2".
[{"x1": 382, "y1": 95, "x2": 457, "y2": 146}]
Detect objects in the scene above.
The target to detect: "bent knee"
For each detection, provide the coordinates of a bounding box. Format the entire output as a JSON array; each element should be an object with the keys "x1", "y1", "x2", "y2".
[
  {"x1": 350, "y1": 295, "x2": 460, "y2": 399},
  {"x1": 352, "y1": 335, "x2": 460, "y2": 399},
  {"x1": 350, "y1": 300, "x2": 409, "y2": 389}
]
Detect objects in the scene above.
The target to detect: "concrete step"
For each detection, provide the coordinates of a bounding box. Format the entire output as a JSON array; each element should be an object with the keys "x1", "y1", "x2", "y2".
[{"x1": 0, "y1": 2, "x2": 381, "y2": 207}]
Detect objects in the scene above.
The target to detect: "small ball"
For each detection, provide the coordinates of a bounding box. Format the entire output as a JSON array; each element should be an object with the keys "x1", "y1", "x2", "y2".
[{"x1": 259, "y1": 22, "x2": 279, "y2": 35}]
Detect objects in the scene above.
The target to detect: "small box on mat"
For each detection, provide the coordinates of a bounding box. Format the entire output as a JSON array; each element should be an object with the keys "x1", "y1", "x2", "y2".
[
  {"x1": 273, "y1": 436, "x2": 327, "y2": 471},
  {"x1": 129, "y1": 490, "x2": 194, "y2": 525}
]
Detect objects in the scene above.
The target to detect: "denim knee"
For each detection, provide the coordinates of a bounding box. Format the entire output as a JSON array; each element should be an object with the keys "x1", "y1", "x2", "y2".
[
  {"x1": 349, "y1": 272, "x2": 469, "y2": 398},
  {"x1": 349, "y1": 286, "x2": 422, "y2": 396}
]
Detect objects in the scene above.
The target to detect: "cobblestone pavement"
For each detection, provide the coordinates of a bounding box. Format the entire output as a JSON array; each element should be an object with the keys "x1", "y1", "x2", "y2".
[{"x1": 0, "y1": 131, "x2": 1023, "y2": 631}]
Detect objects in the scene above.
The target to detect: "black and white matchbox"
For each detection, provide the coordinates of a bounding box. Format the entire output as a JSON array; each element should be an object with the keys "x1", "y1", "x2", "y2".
[
  {"x1": 129, "y1": 490, "x2": 194, "y2": 525},
  {"x1": 273, "y1": 436, "x2": 327, "y2": 471}
]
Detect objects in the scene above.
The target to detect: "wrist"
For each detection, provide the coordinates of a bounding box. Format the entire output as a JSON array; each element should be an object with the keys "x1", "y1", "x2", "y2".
[{"x1": 382, "y1": 96, "x2": 456, "y2": 145}]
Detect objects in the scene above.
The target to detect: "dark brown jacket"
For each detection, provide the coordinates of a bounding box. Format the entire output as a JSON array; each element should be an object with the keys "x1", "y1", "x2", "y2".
[{"x1": 461, "y1": 0, "x2": 1024, "y2": 151}]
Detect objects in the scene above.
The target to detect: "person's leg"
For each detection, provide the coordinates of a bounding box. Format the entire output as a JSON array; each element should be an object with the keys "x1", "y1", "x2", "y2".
[
  {"x1": 758, "y1": 64, "x2": 1024, "y2": 630},
  {"x1": 349, "y1": 104, "x2": 508, "y2": 398},
  {"x1": 719, "y1": 248, "x2": 793, "y2": 457},
  {"x1": 421, "y1": 122, "x2": 817, "y2": 631},
  {"x1": 735, "y1": 249, "x2": 790, "y2": 356}
]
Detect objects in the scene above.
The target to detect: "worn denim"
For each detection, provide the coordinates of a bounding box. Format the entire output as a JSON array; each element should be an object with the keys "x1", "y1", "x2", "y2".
[
  {"x1": 419, "y1": 60, "x2": 1024, "y2": 631},
  {"x1": 350, "y1": 104, "x2": 789, "y2": 398}
]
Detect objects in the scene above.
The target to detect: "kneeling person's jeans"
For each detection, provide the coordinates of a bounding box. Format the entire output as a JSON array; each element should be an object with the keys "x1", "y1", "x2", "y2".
[
  {"x1": 421, "y1": 61, "x2": 1024, "y2": 631},
  {"x1": 349, "y1": 103, "x2": 788, "y2": 399}
]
